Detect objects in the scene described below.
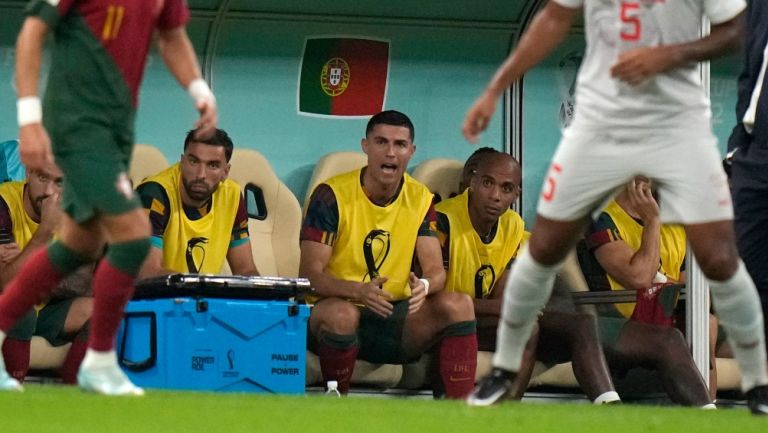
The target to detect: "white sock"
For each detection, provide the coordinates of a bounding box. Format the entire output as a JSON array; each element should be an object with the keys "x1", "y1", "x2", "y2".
[
  {"x1": 0, "y1": 329, "x2": 5, "y2": 346},
  {"x1": 493, "y1": 246, "x2": 562, "y2": 372},
  {"x1": 709, "y1": 261, "x2": 768, "y2": 392},
  {"x1": 701, "y1": 403, "x2": 717, "y2": 410},
  {"x1": 81, "y1": 349, "x2": 117, "y2": 370},
  {"x1": 593, "y1": 391, "x2": 621, "y2": 404}
]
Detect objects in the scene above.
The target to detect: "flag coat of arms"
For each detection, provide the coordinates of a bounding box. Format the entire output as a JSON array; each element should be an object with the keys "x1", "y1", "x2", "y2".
[{"x1": 298, "y1": 37, "x2": 390, "y2": 117}]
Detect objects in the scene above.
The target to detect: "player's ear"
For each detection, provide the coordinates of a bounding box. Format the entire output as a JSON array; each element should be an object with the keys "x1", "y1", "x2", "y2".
[{"x1": 223, "y1": 163, "x2": 230, "y2": 179}]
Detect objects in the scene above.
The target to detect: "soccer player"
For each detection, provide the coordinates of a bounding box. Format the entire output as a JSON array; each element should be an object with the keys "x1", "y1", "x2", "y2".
[
  {"x1": 137, "y1": 129, "x2": 259, "y2": 277},
  {"x1": 462, "y1": 0, "x2": 768, "y2": 414},
  {"x1": 582, "y1": 177, "x2": 714, "y2": 406},
  {"x1": 0, "y1": 167, "x2": 93, "y2": 385},
  {"x1": 438, "y1": 149, "x2": 619, "y2": 404},
  {"x1": 0, "y1": 0, "x2": 217, "y2": 394},
  {"x1": 301, "y1": 110, "x2": 477, "y2": 398}
]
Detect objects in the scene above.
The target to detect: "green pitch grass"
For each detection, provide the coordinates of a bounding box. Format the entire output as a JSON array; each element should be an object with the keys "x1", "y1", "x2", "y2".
[{"x1": 0, "y1": 386, "x2": 764, "y2": 433}]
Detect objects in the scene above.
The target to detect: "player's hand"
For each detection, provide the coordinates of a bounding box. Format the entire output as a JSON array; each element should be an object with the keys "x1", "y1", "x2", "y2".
[
  {"x1": 626, "y1": 177, "x2": 659, "y2": 223},
  {"x1": 38, "y1": 191, "x2": 63, "y2": 235},
  {"x1": 407, "y1": 272, "x2": 427, "y2": 315},
  {"x1": 462, "y1": 90, "x2": 498, "y2": 144},
  {"x1": 0, "y1": 243, "x2": 21, "y2": 264},
  {"x1": 610, "y1": 46, "x2": 675, "y2": 85},
  {"x1": 19, "y1": 123, "x2": 56, "y2": 173},
  {"x1": 193, "y1": 97, "x2": 218, "y2": 141},
  {"x1": 358, "y1": 276, "x2": 393, "y2": 318}
]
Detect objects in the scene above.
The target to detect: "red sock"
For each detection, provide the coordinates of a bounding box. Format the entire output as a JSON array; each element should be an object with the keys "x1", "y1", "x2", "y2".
[
  {"x1": 317, "y1": 343, "x2": 358, "y2": 394},
  {"x1": 439, "y1": 334, "x2": 478, "y2": 399},
  {"x1": 89, "y1": 260, "x2": 136, "y2": 352},
  {"x1": 59, "y1": 334, "x2": 88, "y2": 384},
  {"x1": 0, "y1": 249, "x2": 64, "y2": 331},
  {"x1": 2, "y1": 338, "x2": 30, "y2": 382}
]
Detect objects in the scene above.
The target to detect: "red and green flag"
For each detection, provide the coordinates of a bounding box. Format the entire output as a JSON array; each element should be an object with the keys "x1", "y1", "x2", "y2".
[{"x1": 298, "y1": 37, "x2": 390, "y2": 117}]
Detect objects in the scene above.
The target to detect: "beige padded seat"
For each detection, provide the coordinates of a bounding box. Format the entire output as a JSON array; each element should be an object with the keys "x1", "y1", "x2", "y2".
[
  {"x1": 227, "y1": 148, "x2": 302, "y2": 278},
  {"x1": 410, "y1": 158, "x2": 464, "y2": 202},
  {"x1": 303, "y1": 151, "x2": 367, "y2": 211},
  {"x1": 129, "y1": 144, "x2": 170, "y2": 186}
]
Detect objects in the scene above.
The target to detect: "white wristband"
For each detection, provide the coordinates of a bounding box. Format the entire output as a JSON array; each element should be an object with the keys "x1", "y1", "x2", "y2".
[
  {"x1": 17, "y1": 96, "x2": 42, "y2": 127},
  {"x1": 187, "y1": 78, "x2": 215, "y2": 104},
  {"x1": 653, "y1": 271, "x2": 668, "y2": 284},
  {"x1": 419, "y1": 278, "x2": 430, "y2": 295}
]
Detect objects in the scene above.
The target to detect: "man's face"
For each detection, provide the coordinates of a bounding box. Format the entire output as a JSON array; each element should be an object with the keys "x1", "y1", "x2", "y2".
[
  {"x1": 361, "y1": 124, "x2": 415, "y2": 187},
  {"x1": 179, "y1": 142, "x2": 230, "y2": 205},
  {"x1": 26, "y1": 168, "x2": 62, "y2": 219},
  {"x1": 469, "y1": 157, "x2": 521, "y2": 221}
]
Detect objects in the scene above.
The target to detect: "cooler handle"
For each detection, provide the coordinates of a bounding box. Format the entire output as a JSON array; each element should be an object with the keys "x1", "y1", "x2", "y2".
[{"x1": 118, "y1": 312, "x2": 157, "y2": 372}]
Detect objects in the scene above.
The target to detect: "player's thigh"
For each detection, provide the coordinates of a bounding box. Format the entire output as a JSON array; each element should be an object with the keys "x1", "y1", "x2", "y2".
[
  {"x1": 536, "y1": 125, "x2": 634, "y2": 222},
  {"x1": 53, "y1": 119, "x2": 141, "y2": 225},
  {"x1": 648, "y1": 129, "x2": 732, "y2": 225}
]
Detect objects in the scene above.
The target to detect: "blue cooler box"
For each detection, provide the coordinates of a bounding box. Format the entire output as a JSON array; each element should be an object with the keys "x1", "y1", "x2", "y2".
[{"x1": 117, "y1": 297, "x2": 309, "y2": 394}]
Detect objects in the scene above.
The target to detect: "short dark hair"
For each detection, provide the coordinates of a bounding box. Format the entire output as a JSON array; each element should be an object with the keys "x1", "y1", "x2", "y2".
[
  {"x1": 365, "y1": 110, "x2": 415, "y2": 141},
  {"x1": 460, "y1": 147, "x2": 500, "y2": 192},
  {"x1": 464, "y1": 147, "x2": 498, "y2": 170},
  {"x1": 183, "y1": 128, "x2": 234, "y2": 162}
]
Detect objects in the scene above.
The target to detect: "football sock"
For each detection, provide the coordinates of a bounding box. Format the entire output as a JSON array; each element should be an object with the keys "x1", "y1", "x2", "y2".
[
  {"x1": 493, "y1": 247, "x2": 562, "y2": 372},
  {"x1": 60, "y1": 324, "x2": 89, "y2": 384},
  {"x1": 439, "y1": 321, "x2": 478, "y2": 399},
  {"x1": 1, "y1": 338, "x2": 29, "y2": 382},
  {"x1": 89, "y1": 239, "x2": 150, "y2": 352},
  {"x1": 317, "y1": 332, "x2": 358, "y2": 394},
  {"x1": 708, "y1": 261, "x2": 768, "y2": 392}
]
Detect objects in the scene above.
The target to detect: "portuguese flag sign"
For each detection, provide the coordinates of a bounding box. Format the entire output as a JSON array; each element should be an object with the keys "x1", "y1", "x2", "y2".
[{"x1": 298, "y1": 37, "x2": 390, "y2": 117}]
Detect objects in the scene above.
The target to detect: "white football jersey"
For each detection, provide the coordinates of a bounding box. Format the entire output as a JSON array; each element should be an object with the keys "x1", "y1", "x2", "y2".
[{"x1": 553, "y1": 0, "x2": 745, "y2": 129}]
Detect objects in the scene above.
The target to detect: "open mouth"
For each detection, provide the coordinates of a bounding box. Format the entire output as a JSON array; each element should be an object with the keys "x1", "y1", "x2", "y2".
[{"x1": 381, "y1": 163, "x2": 398, "y2": 174}]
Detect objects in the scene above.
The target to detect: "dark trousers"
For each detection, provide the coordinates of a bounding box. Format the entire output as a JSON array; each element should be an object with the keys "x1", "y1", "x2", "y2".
[{"x1": 731, "y1": 132, "x2": 768, "y2": 356}]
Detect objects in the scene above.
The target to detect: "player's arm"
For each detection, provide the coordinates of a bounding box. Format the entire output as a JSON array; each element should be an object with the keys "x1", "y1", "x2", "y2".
[
  {"x1": 156, "y1": 26, "x2": 217, "y2": 139},
  {"x1": 472, "y1": 268, "x2": 507, "y2": 317},
  {"x1": 611, "y1": 12, "x2": 745, "y2": 85},
  {"x1": 408, "y1": 201, "x2": 446, "y2": 313},
  {"x1": 136, "y1": 182, "x2": 174, "y2": 279},
  {"x1": 137, "y1": 245, "x2": 171, "y2": 279},
  {"x1": 462, "y1": 1, "x2": 579, "y2": 142},
  {"x1": 593, "y1": 236, "x2": 660, "y2": 290},
  {"x1": 0, "y1": 191, "x2": 61, "y2": 286},
  {"x1": 299, "y1": 240, "x2": 393, "y2": 317},
  {"x1": 226, "y1": 241, "x2": 259, "y2": 276},
  {"x1": 226, "y1": 193, "x2": 259, "y2": 276},
  {"x1": 15, "y1": 16, "x2": 55, "y2": 171}
]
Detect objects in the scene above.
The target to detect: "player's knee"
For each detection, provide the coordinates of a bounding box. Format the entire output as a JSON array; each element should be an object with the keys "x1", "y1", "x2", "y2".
[
  {"x1": 655, "y1": 326, "x2": 687, "y2": 358},
  {"x1": 697, "y1": 250, "x2": 739, "y2": 281},
  {"x1": 311, "y1": 298, "x2": 359, "y2": 334},
  {"x1": 432, "y1": 291, "x2": 475, "y2": 323},
  {"x1": 106, "y1": 237, "x2": 152, "y2": 276}
]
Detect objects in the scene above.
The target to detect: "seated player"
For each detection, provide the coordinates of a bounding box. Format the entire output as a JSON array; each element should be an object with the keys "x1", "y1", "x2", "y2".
[
  {"x1": 136, "y1": 129, "x2": 259, "y2": 277},
  {"x1": 0, "y1": 167, "x2": 92, "y2": 384},
  {"x1": 582, "y1": 176, "x2": 714, "y2": 407},
  {"x1": 438, "y1": 149, "x2": 618, "y2": 403},
  {"x1": 300, "y1": 110, "x2": 477, "y2": 398}
]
